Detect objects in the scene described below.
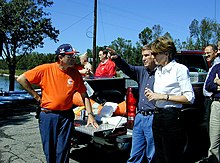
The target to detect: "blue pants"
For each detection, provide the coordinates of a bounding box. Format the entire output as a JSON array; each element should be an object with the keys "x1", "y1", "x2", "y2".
[
  {"x1": 39, "y1": 109, "x2": 74, "y2": 163},
  {"x1": 127, "y1": 113, "x2": 155, "y2": 163}
]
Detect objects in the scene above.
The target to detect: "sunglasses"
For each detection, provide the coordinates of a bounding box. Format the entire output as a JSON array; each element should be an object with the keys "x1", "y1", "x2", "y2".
[{"x1": 64, "y1": 54, "x2": 76, "y2": 59}]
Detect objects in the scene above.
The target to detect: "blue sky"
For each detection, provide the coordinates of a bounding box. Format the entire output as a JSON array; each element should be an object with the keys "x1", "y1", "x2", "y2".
[{"x1": 34, "y1": 0, "x2": 220, "y2": 54}]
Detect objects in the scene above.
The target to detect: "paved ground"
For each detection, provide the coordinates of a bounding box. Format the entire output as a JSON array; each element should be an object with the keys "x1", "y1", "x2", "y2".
[
  {"x1": 0, "y1": 109, "x2": 47, "y2": 163},
  {"x1": 0, "y1": 104, "x2": 130, "y2": 163}
]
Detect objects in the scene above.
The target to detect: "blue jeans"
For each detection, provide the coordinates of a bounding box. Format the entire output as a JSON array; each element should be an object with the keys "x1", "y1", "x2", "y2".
[
  {"x1": 39, "y1": 109, "x2": 74, "y2": 163},
  {"x1": 127, "y1": 113, "x2": 155, "y2": 163}
]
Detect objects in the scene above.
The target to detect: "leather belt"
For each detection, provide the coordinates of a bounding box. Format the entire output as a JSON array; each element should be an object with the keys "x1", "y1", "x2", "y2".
[
  {"x1": 154, "y1": 107, "x2": 181, "y2": 114},
  {"x1": 41, "y1": 108, "x2": 71, "y2": 113},
  {"x1": 212, "y1": 97, "x2": 220, "y2": 102},
  {"x1": 137, "y1": 110, "x2": 155, "y2": 116}
]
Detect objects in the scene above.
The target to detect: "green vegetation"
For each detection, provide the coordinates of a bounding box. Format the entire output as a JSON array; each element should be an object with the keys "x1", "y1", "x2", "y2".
[{"x1": 0, "y1": 0, "x2": 59, "y2": 90}]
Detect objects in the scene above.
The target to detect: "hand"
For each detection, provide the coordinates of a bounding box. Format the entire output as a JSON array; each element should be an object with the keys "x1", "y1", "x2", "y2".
[
  {"x1": 106, "y1": 47, "x2": 118, "y2": 59},
  {"x1": 144, "y1": 88, "x2": 165, "y2": 101},
  {"x1": 144, "y1": 88, "x2": 154, "y2": 101},
  {"x1": 214, "y1": 73, "x2": 219, "y2": 84},
  {"x1": 86, "y1": 114, "x2": 99, "y2": 129}
]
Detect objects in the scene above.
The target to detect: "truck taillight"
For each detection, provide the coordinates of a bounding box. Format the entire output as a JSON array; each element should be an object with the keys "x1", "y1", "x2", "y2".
[{"x1": 126, "y1": 87, "x2": 137, "y2": 129}]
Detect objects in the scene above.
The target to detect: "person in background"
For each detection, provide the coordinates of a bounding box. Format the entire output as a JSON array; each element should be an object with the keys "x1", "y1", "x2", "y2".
[
  {"x1": 78, "y1": 52, "x2": 94, "y2": 78},
  {"x1": 145, "y1": 36, "x2": 195, "y2": 163},
  {"x1": 205, "y1": 42, "x2": 220, "y2": 163},
  {"x1": 108, "y1": 45, "x2": 156, "y2": 163},
  {"x1": 17, "y1": 44, "x2": 98, "y2": 163},
  {"x1": 203, "y1": 44, "x2": 220, "y2": 134},
  {"x1": 94, "y1": 49, "x2": 116, "y2": 77}
]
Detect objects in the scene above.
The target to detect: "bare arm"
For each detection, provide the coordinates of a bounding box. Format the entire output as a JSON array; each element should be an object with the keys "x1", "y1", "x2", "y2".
[
  {"x1": 16, "y1": 74, "x2": 41, "y2": 102},
  {"x1": 81, "y1": 92, "x2": 99, "y2": 129},
  {"x1": 144, "y1": 88, "x2": 190, "y2": 104}
]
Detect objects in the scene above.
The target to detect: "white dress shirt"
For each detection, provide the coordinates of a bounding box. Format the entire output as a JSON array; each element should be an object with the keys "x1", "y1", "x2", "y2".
[{"x1": 154, "y1": 60, "x2": 195, "y2": 109}]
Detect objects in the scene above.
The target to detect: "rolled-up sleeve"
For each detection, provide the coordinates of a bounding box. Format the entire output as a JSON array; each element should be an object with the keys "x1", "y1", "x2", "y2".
[{"x1": 179, "y1": 67, "x2": 195, "y2": 104}]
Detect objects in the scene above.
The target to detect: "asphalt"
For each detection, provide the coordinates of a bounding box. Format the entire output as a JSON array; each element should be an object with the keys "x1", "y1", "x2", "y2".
[
  {"x1": 0, "y1": 106, "x2": 47, "y2": 163},
  {"x1": 0, "y1": 104, "x2": 130, "y2": 163}
]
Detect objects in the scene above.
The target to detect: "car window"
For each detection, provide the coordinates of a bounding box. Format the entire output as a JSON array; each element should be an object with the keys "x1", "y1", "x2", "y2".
[{"x1": 174, "y1": 54, "x2": 208, "y2": 72}]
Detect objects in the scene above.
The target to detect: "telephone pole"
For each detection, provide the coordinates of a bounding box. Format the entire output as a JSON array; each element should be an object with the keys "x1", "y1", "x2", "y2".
[
  {"x1": 0, "y1": 31, "x2": 3, "y2": 56},
  {"x1": 92, "y1": 0, "x2": 97, "y2": 71}
]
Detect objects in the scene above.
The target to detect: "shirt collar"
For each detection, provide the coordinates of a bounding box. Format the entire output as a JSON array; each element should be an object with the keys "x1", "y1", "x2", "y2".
[
  {"x1": 158, "y1": 60, "x2": 176, "y2": 72},
  {"x1": 213, "y1": 56, "x2": 220, "y2": 66},
  {"x1": 101, "y1": 59, "x2": 108, "y2": 64},
  {"x1": 146, "y1": 67, "x2": 156, "y2": 75}
]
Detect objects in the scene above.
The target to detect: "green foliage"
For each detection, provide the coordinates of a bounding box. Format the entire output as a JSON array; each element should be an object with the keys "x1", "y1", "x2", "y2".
[
  {"x1": 138, "y1": 25, "x2": 164, "y2": 46},
  {"x1": 138, "y1": 27, "x2": 152, "y2": 45},
  {"x1": 189, "y1": 17, "x2": 220, "y2": 49},
  {"x1": 0, "y1": 52, "x2": 56, "y2": 71},
  {"x1": 109, "y1": 37, "x2": 142, "y2": 66},
  {"x1": 16, "y1": 52, "x2": 56, "y2": 70},
  {"x1": 0, "y1": 0, "x2": 59, "y2": 90}
]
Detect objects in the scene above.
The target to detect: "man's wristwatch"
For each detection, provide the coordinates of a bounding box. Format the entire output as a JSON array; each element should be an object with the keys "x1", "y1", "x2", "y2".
[{"x1": 88, "y1": 112, "x2": 95, "y2": 117}]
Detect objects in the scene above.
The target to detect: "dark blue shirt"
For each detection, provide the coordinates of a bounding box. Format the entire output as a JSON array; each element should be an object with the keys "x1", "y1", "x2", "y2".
[
  {"x1": 205, "y1": 63, "x2": 220, "y2": 98},
  {"x1": 114, "y1": 56, "x2": 155, "y2": 111}
]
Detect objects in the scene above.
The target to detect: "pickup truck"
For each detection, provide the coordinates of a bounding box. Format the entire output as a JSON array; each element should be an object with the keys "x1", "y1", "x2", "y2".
[{"x1": 72, "y1": 50, "x2": 210, "y2": 163}]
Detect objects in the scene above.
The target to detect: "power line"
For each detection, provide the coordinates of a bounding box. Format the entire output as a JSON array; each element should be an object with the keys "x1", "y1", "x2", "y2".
[
  {"x1": 61, "y1": 11, "x2": 93, "y2": 33},
  {"x1": 98, "y1": 1, "x2": 107, "y2": 45}
]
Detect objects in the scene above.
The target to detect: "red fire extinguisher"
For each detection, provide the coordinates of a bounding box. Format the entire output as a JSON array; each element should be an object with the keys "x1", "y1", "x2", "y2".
[{"x1": 126, "y1": 87, "x2": 137, "y2": 129}]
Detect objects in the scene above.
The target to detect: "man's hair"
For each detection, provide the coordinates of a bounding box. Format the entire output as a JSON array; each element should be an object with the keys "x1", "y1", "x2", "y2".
[
  {"x1": 142, "y1": 44, "x2": 151, "y2": 51},
  {"x1": 55, "y1": 54, "x2": 65, "y2": 62},
  {"x1": 102, "y1": 50, "x2": 108, "y2": 55},
  {"x1": 207, "y1": 44, "x2": 218, "y2": 51},
  {"x1": 151, "y1": 36, "x2": 176, "y2": 60}
]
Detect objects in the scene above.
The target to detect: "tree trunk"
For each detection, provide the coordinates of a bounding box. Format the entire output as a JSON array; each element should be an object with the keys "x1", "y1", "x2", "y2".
[{"x1": 9, "y1": 65, "x2": 16, "y2": 91}]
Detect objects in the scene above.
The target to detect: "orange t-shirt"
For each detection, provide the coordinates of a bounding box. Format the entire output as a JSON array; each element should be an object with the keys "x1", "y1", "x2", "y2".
[{"x1": 24, "y1": 62, "x2": 86, "y2": 110}]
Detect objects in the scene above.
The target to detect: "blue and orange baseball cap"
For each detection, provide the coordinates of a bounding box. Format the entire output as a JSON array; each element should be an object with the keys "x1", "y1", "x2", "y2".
[{"x1": 55, "y1": 44, "x2": 79, "y2": 55}]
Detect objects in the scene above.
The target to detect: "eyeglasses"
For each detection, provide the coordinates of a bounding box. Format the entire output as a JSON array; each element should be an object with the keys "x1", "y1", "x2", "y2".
[{"x1": 65, "y1": 54, "x2": 76, "y2": 59}]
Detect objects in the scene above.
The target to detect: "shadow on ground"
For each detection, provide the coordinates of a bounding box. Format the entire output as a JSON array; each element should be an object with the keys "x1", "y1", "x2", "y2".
[
  {"x1": 70, "y1": 143, "x2": 130, "y2": 163},
  {"x1": 0, "y1": 103, "x2": 37, "y2": 127}
]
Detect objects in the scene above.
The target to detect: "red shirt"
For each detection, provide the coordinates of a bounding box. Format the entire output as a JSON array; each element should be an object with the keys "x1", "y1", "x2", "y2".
[{"x1": 94, "y1": 59, "x2": 116, "y2": 77}]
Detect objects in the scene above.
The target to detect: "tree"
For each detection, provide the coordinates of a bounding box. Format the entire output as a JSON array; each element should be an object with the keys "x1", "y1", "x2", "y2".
[
  {"x1": 0, "y1": 0, "x2": 59, "y2": 91},
  {"x1": 189, "y1": 18, "x2": 220, "y2": 49},
  {"x1": 152, "y1": 24, "x2": 163, "y2": 40},
  {"x1": 110, "y1": 37, "x2": 136, "y2": 64},
  {"x1": 138, "y1": 27, "x2": 152, "y2": 45}
]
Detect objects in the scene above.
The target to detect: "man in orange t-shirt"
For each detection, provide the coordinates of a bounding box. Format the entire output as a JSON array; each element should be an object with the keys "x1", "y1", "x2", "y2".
[
  {"x1": 94, "y1": 50, "x2": 116, "y2": 77},
  {"x1": 17, "y1": 44, "x2": 98, "y2": 163}
]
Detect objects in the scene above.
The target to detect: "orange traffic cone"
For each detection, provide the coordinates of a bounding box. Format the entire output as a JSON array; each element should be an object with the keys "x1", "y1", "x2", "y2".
[
  {"x1": 72, "y1": 91, "x2": 103, "y2": 115},
  {"x1": 113, "y1": 101, "x2": 126, "y2": 116},
  {"x1": 90, "y1": 99, "x2": 103, "y2": 114}
]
